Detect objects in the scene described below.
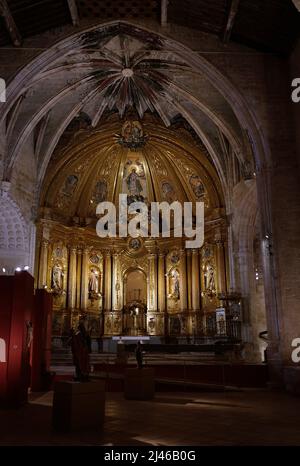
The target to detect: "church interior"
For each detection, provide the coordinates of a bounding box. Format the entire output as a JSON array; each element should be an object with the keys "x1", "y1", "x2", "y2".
[{"x1": 1, "y1": 0, "x2": 300, "y2": 447}]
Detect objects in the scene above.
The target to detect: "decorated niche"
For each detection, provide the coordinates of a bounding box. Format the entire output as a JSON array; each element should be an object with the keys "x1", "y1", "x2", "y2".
[
  {"x1": 50, "y1": 242, "x2": 68, "y2": 308},
  {"x1": 122, "y1": 153, "x2": 148, "y2": 205},
  {"x1": 201, "y1": 243, "x2": 218, "y2": 310},
  {"x1": 87, "y1": 251, "x2": 103, "y2": 308},
  {"x1": 166, "y1": 250, "x2": 181, "y2": 312},
  {"x1": 147, "y1": 313, "x2": 165, "y2": 336},
  {"x1": 167, "y1": 267, "x2": 180, "y2": 311},
  {"x1": 104, "y1": 312, "x2": 122, "y2": 336}
]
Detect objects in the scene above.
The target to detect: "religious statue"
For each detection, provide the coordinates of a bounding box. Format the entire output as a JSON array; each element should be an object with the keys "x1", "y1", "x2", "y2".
[
  {"x1": 135, "y1": 341, "x2": 143, "y2": 369},
  {"x1": 51, "y1": 262, "x2": 63, "y2": 291},
  {"x1": 88, "y1": 267, "x2": 100, "y2": 297},
  {"x1": 0, "y1": 337, "x2": 6, "y2": 363},
  {"x1": 170, "y1": 270, "x2": 180, "y2": 300},
  {"x1": 126, "y1": 168, "x2": 143, "y2": 197},
  {"x1": 26, "y1": 321, "x2": 33, "y2": 349},
  {"x1": 70, "y1": 323, "x2": 90, "y2": 382},
  {"x1": 206, "y1": 264, "x2": 216, "y2": 292}
]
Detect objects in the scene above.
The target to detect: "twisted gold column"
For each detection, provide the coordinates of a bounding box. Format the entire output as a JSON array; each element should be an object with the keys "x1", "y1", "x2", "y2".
[
  {"x1": 186, "y1": 249, "x2": 192, "y2": 310},
  {"x1": 192, "y1": 249, "x2": 200, "y2": 311},
  {"x1": 68, "y1": 246, "x2": 77, "y2": 309},
  {"x1": 158, "y1": 252, "x2": 166, "y2": 312},
  {"x1": 180, "y1": 249, "x2": 187, "y2": 312},
  {"x1": 38, "y1": 239, "x2": 49, "y2": 288},
  {"x1": 76, "y1": 248, "x2": 82, "y2": 309},
  {"x1": 80, "y1": 248, "x2": 89, "y2": 310},
  {"x1": 104, "y1": 252, "x2": 112, "y2": 311},
  {"x1": 147, "y1": 252, "x2": 157, "y2": 311},
  {"x1": 216, "y1": 240, "x2": 227, "y2": 294}
]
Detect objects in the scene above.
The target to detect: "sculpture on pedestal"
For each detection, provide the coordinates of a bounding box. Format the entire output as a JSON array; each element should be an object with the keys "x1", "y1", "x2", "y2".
[
  {"x1": 135, "y1": 341, "x2": 143, "y2": 369},
  {"x1": 70, "y1": 323, "x2": 90, "y2": 382}
]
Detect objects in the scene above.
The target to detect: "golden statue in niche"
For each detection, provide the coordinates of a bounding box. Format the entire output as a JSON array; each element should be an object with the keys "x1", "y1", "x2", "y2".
[
  {"x1": 88, "y1": 267, "x2": 101, "y2": 300},
  {"x1": 168, "y1": 268, "x2": 180, "y2": 301}
]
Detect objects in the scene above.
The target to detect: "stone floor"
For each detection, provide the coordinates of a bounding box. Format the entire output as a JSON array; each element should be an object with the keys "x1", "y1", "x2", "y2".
[{"x1": 1, "y1": 390, "x2": 300, "y2": 446}]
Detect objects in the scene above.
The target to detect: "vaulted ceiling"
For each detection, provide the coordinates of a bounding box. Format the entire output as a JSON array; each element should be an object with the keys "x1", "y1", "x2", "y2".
[{"x1": 0, "y1": 0, "x2": 299, "y2": 54}]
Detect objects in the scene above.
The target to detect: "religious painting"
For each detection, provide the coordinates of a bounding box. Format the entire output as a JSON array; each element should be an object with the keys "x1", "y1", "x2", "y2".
[
  {"x1": 91, "y1": 179, "x2": 108, "y2": 204},
  {"x1": 189, "y1": 174, "x2": 205, "y2": 199},
  {"x1": 170, "y1": 250, "x2": 180, "y2": 265},
  {"x1": 201, "y1": 243, "x2": 213, "y2": 260},
  {"x1": 170, "y1": 316, "x2": 181, "y2": 335},
  {"x1": 117, "y1": 120, "x2": 148, "y2": 150},
  {"x1": 127, "y1": 236, "x2": 144, "y2": 255},
  {"x1": 216, "y1": 308, "x2": 226, "y2": 336},
  {"x1": 53, "y1": 246, "x2": 63, "y2": 258},
  {"x1": 104, "y1": 315, "x2": 113, "y2": 335},
  {"x1": 55, "y1": 174, "x2": 79, "y2": 209},
  {"x1": 122, "y1": 155, "x2": 147, "y2": 205},
  {"x1": 148, "y1": 317, "x2": 156, "y2": 335},
  {"x1": 161, "y1": 181, "x2": 177, "y2": 203},
  {"x1": 89, "y1": 252, "x2": 100, "y2": 265}
]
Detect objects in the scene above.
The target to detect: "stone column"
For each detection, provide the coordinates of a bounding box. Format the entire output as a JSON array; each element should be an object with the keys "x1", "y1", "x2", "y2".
[
  {"x1": 191, "y1": 249, "x2": 200, "y2": 311},
  {"x1": 76, "y1": 249, "x2": 82, "y2": 309},
  {"x1": 104, "y1": 252, "x2": 112, "y2": 311},
  {"x1": 38, "y1": 240, "x2": 49, "y2": 288},
  {"x1": 179, "y1": 249, "x2": 187, "y2": 312},
  {"x1": 147, "y1": 252, "x2": 157, "y2": 311},
  {"x1": 80, "y1": 248, "x2": 89, "y2": 310},
  {"x1": 186, "y1": 249, "x2": 192, "y2": 310},
  {"x1": 216, "y1": 240, "x2": 227, "y2": 294},
  {"x1": 158, "y1": 253, "x2": 166, "y2": 312},
  {"x1": 68, "y1": 246, "x2": 77, "y2": 310}
]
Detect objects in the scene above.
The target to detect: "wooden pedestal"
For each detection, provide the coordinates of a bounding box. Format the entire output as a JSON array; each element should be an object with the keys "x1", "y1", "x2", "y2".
[
  {"x1": 124, "y1": 368, "x2": 155, "y2": 400},
  {"x1": 52, "y1": 380, "x2": 105, "y2": 431},
  {"x1": 284, "y1": 366, "x2": 300, "y2": 395}
]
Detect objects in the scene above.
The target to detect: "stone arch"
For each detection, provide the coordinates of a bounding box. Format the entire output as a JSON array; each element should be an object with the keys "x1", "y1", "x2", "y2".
[
  {"x1": 231, "y1": 179, "x2": 267, "y2": 361},
  {"x1": 0, "y1": 182, "x2": 30, "y2": 273}
]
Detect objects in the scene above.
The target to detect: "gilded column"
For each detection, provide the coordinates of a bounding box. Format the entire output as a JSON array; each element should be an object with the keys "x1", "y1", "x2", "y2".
[
  {"x1": 180, "y1": 249, "x2": 187, "y2": 311},
  {"x1": 38, "y1": 239, "x2": 49, "y2": 288},
  {"x1": 158, "y1": 252, "x2": 166, "y2": 312},
  {"x1": 104, "y1": 251, "x2": 112, "y2": 311},
  {"x1": 192, "y1": 249, "x2": 200, "y2": 311},
  {"x1": 216, "y1": 240, "x2": 227, "y2": 294},
  {"x1": 76, "y1": 248, "x2": 82, "y2": 309},
  {"x1": 147, "y1": 252, "x2": 157, "y2": 311},
  {"x1": 80, "y1": 248, "x2": 89, "y2": 310},
  {"x1": 68, "y1": 246, "x2": 77, "y2": 309},
  {"x1": 186, "y1": 249, "x2": 192, "y2": 310},
  {"x1": 112, "y1": 252, "x2": 122, "y2": 311}
]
